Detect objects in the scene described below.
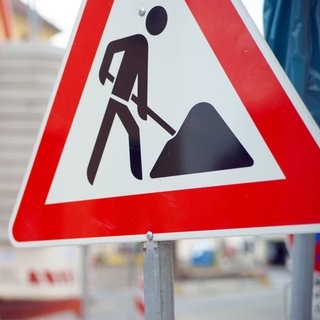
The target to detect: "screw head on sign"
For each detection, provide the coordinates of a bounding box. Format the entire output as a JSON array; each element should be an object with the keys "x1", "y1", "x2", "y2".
[
  {"x1": 139, "y1": 7, "x2": 146, "y2": 16},
  {"x1": 146, "y1": 231, "x2": 153, "y2": 241}
]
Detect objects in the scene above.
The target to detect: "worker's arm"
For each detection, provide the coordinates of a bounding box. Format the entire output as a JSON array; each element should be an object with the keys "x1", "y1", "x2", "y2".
[{"x1": 99, "y1": 39, "x2": 124, "y2": 85}]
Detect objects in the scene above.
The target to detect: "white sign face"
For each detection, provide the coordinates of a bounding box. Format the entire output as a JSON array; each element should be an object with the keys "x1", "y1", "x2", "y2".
[{"x1": 46, "y1": 0, "x2": 283, "y2": 205}]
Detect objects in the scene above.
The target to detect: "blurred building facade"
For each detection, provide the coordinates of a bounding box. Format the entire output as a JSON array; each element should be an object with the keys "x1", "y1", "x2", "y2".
[
  {"x1": 0, "y1": 2, "x2": 84, "y2": 318},
  {"x1": 0, "y1": 0, "x2": 59, "y2": 41},
  {"x1": 0, "y1": 0, "x2": 62, "y2": 242}
]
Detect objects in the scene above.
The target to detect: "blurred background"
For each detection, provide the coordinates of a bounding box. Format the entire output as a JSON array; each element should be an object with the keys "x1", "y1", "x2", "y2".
[{"x1": 0, "y1": 0, "x2": 316, "y2": 319}]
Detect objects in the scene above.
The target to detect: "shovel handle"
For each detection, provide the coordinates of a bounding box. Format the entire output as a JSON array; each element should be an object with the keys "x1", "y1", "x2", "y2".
[{"x1": 131, "y1": 94, "x2": 176, "y2": 136}]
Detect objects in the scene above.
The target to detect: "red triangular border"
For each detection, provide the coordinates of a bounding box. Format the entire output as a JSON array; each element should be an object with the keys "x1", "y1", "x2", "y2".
[{"x1": 10, "y1": 0, "x2": 320, "y2": 244}]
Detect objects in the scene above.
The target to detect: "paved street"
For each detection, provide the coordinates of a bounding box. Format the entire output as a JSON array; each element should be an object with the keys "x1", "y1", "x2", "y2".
[
  {"x1": 82, "y1": 265, "x2": 291, "y2": 320},
  {"x1": 33, "y1": 265, "x2": 291, "y2": 319},
  {"x1": 174, "y1": 269, "x2": 290, "y2": 320}
]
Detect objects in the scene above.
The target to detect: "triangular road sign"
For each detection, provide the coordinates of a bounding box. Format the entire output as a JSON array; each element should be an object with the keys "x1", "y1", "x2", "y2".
[{"x1": 10, "y1": 0, "x2": 320, "y2": 246}]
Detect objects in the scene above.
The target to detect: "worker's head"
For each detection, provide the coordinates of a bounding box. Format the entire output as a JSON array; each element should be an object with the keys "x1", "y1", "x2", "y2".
[{"x1": 146, "y1": 6, "x2": 167, "y2": 36}]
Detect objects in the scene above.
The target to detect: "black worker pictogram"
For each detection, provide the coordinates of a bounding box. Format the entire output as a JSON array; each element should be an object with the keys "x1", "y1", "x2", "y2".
[{"x1": 87, "y1": 5, "x2": 253, "y2": 185}]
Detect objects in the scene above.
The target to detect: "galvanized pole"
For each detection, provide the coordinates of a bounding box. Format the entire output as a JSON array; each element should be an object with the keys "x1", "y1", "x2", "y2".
[
  {"x1": 82, "y1": 245, "x2": 89, "y2": 320},
  {"x1": 289, "y1": 233, "x2": 315, "y2": 320},
  {"x1": 143, "y1": 233, "x2": 175, "y2": 320}
]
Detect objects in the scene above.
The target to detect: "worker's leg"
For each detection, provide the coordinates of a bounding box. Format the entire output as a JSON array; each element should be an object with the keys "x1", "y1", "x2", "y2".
[
  {"x1": 116, "y1": 102, "x2": 142, "y2": 180},
  {"x1": 87, "y1": 98, "x2": 142, "y2": 184},
  {"x1": 87, "y1": 98, "x2": 119, "y2": 184}
]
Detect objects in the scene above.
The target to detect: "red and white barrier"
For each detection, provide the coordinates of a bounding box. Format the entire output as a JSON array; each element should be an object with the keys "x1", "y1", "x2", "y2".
[{"x1": 134, "y1": 280, "x2": 144, "y2": 320}]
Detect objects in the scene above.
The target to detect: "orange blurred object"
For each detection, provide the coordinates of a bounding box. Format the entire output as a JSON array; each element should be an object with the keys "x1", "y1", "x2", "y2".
[{"x1": 0, "y1": 0, "x2": 13, "y2": 39}]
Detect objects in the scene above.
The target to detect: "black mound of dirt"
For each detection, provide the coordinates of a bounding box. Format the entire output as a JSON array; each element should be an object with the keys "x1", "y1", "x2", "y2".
[{"x1": 150, "y1": 102, "x2": 254, "y2": 178}]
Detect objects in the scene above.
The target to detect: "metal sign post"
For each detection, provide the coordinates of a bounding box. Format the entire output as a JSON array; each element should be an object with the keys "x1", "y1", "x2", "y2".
[
  {"x1": 143, "y1": 233, "x2": 174, "y2": 320},
  {"x1": 289, "y1": 233, "x2": 316, "y2": 320},
  {"x1": 81, "y1": 245, "x2": 89, "y2": 320}
]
